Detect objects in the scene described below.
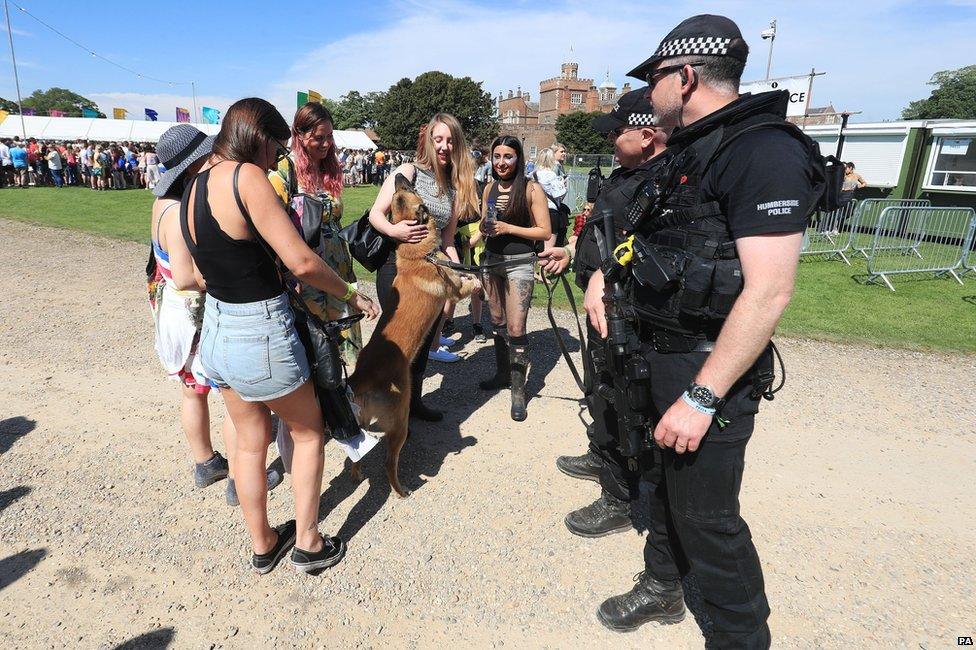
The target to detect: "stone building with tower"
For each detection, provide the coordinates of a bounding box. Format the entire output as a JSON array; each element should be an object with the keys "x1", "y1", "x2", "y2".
[{"x1": 496, "y1": 59, "x2": 631, "y2": 158}]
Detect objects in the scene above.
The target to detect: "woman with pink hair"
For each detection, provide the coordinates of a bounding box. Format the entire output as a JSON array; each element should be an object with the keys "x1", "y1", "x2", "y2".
[{"x1": 269, "y1": 102, "x2": 362, "y2": 361}]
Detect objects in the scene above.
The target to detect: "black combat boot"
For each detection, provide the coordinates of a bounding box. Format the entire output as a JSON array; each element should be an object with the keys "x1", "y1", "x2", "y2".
[
  {"x1": 478, "y1": 332, "x2": 510, "y2": 390},
  {"x1": 555, "y1": 448, "x2": 603, "y2": 482},
  {"x1": 597, "y1": 571, "x2": 686, "y2": 632},
  {"x1": 409, "y1": 373, "x2": 443, "y2": 422},
  {"x1": 509, "y1": 338, "x2": 529, "y2": 422},
  {"x1": 564, "y1": 489, "x2": 631, "y2": 537}
]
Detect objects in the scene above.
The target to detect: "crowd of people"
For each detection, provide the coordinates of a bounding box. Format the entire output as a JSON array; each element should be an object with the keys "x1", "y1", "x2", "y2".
[
  {"x1": 0, "y1": 136, "x2": 163, "y2": 190},
  {"x1": 0, "y1": 136, "x2": 408, "y2": 193},
  {"x1": 148, "y1": 98, "x2": 580, "y2": 574}
]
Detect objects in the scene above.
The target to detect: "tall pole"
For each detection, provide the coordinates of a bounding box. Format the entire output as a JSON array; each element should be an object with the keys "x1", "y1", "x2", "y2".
[
  {"x1": 191, "y1": 81, "x2": 198, "y2": 124},
  {"x1": 764, "y1": 19, "x2": 777, "y2": 80},
  {"x1": 3, "y1": 0, "x2": 26, "y2": 138}
]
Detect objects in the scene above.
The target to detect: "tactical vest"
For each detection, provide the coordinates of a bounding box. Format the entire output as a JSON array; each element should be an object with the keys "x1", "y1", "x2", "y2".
[{"x1": 625, "y1": 92, "x2": 823, "y2": 337}]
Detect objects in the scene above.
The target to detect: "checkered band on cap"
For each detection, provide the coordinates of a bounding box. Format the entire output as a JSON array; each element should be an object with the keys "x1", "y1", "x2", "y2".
[
  {"x1": 627, "y1": 113, "x2": 654, "y2": 126},
  {"x1": 655, "y1": 36, "x2": 731, "y2": 58}
]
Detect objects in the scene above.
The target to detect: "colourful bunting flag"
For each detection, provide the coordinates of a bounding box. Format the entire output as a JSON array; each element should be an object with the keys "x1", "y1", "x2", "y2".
[
  {"x1": 176, "y1": 107, "x2": 190, "y2": 123},
  {"x1": 202, "y1": 106, "x2": 220, "y2": 124},
  {"x1": 82, "y1": 107, "x2": 100, "y2": 118},
  {"x1": 22, "y1": 108, "x2": 35, "y2": 116},
  {"x1": 113, "y1": 108, "x2": 127, "y2": 119},
  {"x1": 49, "y1": 110, "x2": 67, "y2": 117},
  {"x1": 144, "y1": 108, "x2": 158, "y2": 121},
  {"x1": 0, "y1": 110, "x2": 8, "y2": 125},
  {"x1": 308, "y1": 90, "x2": 322, "y2": 104},
  {"x1": 297, "y1": 91, "x2": 308, "y2": 108}
]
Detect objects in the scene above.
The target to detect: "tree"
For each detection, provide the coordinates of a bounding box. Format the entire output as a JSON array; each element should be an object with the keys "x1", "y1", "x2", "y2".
[
  {"x1": 902, "y1": 65, "x2": 976, "y2": 120},
  {"x1": 329, "y1": 90, "x2": 385, "y2": 130},
  {"x1": 20, "y1": 87, "x2": 105, "y2": 117},
  {"x1": 374, "y1": 71, "x2": 497, "y2": 150},
  {"x1": 0, "y1": 97, "x2": 20, "y2": 113},
  {"x1": 555, "y1": 111, "x2": 614, "y2": 155}
]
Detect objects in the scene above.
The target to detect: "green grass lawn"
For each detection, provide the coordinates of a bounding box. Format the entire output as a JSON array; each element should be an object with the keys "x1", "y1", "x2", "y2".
[{"x1": 2, "y1": 186, "x2": 973, "y2": 353}]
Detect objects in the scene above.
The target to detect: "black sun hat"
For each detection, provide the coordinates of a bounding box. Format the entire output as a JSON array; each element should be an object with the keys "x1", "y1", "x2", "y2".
[
  {"x1": 152, "y1": 124, "x2": 215, "y2": 197},
  {"x1": 591, "y1": 86, "x2": 654, "y2": 134},
  {"x1": 626, "y1": 14, "x2": 749, "y2": 81}
]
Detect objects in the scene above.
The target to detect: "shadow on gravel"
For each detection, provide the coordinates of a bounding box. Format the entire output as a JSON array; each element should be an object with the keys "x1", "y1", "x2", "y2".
[
  {"x1": 0, "y1": 548, "x2": 47, "y2": 592},
  {"x1": 0, "y1": 416, "x2": 37, "y2": 455},
  {"x1": 113, "y1": 627, "x2": 176, "y2": 649},
  {"x1": 0, "y1": 485, "x2": 31, "y2": 516}
]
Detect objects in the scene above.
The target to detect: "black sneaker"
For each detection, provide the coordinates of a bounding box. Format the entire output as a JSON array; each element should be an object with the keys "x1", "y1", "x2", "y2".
[
  {"x1": 472, "y1": 324, "x2": 487, "y2": 343},
  {"x1": 251, "y1": 520, "x2": 296, "y2": 575},
  {"x1": 291, "y1": 535, "x2": 346, "y2": 573}
]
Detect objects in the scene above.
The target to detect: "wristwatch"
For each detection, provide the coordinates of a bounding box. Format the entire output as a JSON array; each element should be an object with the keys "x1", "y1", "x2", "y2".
[{"x1": 686, "y1": 382, "x2": 726, "y2": 411}]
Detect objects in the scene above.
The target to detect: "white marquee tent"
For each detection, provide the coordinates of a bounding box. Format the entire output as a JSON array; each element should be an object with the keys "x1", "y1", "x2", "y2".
[{"x1": 0, "y1": 115, "x2": 377, "y2": 149}]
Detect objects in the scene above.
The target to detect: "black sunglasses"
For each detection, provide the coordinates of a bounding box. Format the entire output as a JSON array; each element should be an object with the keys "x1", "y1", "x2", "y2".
[
  {"x1": 274, "y1": 139, "x2": 291, "y2": 162},
  {"x1": 646, "y1": 62, "x2": 704, "y2": 89},
  {"x1": 607, "y1": 125, "x2": 642, "y2": 140}
]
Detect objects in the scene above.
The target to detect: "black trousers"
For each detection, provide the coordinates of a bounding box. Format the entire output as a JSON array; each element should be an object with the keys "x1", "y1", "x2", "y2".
[
  {"x1": 583, "y1": 321, "x2": 636, "y2": 502},
  {"x1": 639, "y1": 347, "x2": 771, "y2": 650},
  {"x1": 375, "y1": 252, "x2": 440, "y2": 401}
]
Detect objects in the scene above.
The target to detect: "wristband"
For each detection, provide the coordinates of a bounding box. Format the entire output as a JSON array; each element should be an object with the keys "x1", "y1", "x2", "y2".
[
  {"x1": 563, "y1": 245, "x2": 573, "y2": 260},
  {"x1": 340, "y1": 282, "x2": 357, "y2": 302},
  {"x1": 681, "y1": 391, "x2": 717, "y2": 416}
]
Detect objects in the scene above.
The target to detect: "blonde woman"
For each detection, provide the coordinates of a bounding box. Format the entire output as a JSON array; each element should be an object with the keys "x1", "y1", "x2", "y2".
[
  {"x1": 367, "y1": 113, "x2": 480, "y2": 421},
  {"x1": 533, "y1": 147, "x2": 569, "y2": 249}
]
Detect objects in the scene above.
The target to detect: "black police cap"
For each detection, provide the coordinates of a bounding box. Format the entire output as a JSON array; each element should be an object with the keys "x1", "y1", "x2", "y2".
[
  {"x1": 626, "y1": 14, "x2": 749, "y2": 81},
  {"x1": 591, "y1": 86, "x2": 654, "y2": 134}
]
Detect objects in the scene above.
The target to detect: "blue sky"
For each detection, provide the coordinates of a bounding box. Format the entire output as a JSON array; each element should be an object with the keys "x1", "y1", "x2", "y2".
[{"x1": 2, "y1": 0, "x2": 975, "y2": 124}]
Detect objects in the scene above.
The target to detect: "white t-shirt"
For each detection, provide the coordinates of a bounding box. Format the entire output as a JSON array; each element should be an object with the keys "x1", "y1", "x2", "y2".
[
  {"x1": 533, "y1": 167, "x2": 567, "y2": 210},
  {"x1": 46, "y1": 150, "x2": 63, "y2": 170},
  {"x1": 0, "y1": 143, "x2": 11, "y2": 166}
]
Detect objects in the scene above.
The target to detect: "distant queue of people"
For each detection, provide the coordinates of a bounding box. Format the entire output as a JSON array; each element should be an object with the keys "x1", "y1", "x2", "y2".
[{"x1": 0, "y1": 136, "x2": 162, "y2": 191}]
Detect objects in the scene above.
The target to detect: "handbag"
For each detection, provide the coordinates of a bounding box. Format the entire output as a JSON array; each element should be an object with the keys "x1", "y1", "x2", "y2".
[{"x1": 338, "y1": 209, "x2": 394, "y2": 272}]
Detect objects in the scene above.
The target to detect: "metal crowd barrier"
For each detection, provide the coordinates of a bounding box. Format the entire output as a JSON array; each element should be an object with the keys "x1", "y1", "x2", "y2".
[
  {"x1": 851, "y1": 198, "x2": 932, "y2": 259},
  {"x1": 565, "y1": 173, "x2": 588, "y2": 213},
  {"x1": 865, "y1": 206, "x2": 976, "y2": 291},
  {"x1": 800, "y1": 200, "x2": 859, "y2": 264}
]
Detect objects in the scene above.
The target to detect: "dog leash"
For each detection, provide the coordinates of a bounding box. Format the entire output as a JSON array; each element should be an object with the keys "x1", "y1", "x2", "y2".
[{"x1": 423, "y1": 252, "x2": 541, "y2": 274}]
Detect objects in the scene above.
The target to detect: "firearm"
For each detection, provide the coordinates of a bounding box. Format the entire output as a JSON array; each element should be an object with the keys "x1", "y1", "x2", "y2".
[{"x1": 591, "y1": 208, "x2": 652, "y2": 466}]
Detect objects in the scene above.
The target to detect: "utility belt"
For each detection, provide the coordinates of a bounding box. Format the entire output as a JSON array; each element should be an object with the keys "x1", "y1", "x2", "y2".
[{"x1": 637, "y1": 324, "x2": 716, "y2": 353}]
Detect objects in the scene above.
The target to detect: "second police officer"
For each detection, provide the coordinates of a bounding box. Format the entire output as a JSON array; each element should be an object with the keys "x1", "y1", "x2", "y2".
[
  {"x1": 577, "y1": 14, "x2": 822, "y2": 649},
  {"x1": 541, "y1": 88, "x2": 671, "y2": 536}
]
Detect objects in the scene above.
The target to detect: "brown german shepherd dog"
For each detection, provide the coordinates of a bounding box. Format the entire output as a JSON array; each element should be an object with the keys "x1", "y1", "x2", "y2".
[{"x1": 347, "y1": 174, "x2": 475, "y2": 497}]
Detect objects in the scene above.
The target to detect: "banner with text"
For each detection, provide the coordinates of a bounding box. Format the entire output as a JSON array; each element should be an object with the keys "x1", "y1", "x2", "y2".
[{"x1": 739, "y1": 75, "x2": 812, "y2": 117}]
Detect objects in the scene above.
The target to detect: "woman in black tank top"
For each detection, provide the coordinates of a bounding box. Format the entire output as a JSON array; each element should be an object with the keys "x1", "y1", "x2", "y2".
[
  {"x1": 477, "y1": 135, "x2": 551, "y2": 422},
  {"x1": 182, "y1": 98, "x2": 377, "y2": 574}
]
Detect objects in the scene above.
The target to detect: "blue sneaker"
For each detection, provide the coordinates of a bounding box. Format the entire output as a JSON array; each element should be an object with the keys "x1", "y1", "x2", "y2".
[
  {"x1": 439, "y1": 335, "x2": 458, "y2": 348},
  {"x1": 428, "y1": 346, "x2": 461, "y2": 363}
]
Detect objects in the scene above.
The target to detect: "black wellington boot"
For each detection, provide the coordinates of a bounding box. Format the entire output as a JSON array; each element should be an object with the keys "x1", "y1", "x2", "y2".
[
  {"x1": 478, "y1": 333, "x2": 511, "y2": 390},
  {"x1": 597, "y1": 571, "x2": 686, "y2": 632},
  {"x1": 409, "y1": 372, "x2": 443, "y2": 422},
  {"x1": 509, "y1": 340, "x2": 529, "y2": 422}
]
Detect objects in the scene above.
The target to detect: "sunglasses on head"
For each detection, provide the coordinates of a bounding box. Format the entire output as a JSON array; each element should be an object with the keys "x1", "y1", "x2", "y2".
[{"x1": 645, "y1": 62, "x2": 705, "y2": 89}]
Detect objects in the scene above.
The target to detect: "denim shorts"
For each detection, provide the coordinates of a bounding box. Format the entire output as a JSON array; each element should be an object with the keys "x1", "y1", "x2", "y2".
[
  {"x1": 199, "y1": 293, "x2": 310, "y2": 402},
  {"x1": 482, "y1": 251, "x2": 536, "y2": 282}
]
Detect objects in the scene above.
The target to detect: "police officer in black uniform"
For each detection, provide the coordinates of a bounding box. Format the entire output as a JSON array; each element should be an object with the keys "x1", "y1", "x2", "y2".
[
  {"x1": 587, "y1": 15, "x2": 820, "y2": 649},
  {"x1": 540, "y1": 89, "x2": 672, "y2": 537}
]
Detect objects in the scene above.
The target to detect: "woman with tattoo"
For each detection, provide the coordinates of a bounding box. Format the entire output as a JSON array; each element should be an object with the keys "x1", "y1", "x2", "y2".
[{"x1": 477, "y1": 135, "x2": 551, "y2": 421}]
